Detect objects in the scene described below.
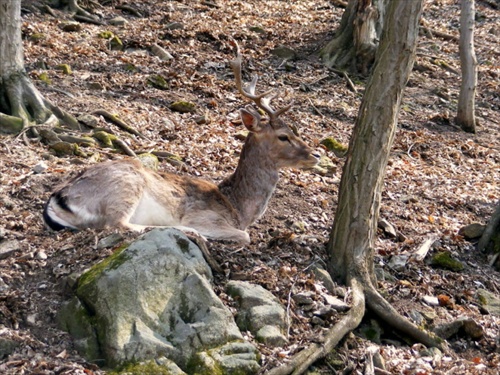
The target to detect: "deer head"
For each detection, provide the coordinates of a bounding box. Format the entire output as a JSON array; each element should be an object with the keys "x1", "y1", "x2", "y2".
[{"x1": 229, "y1": 45, "x2": 320, "y2": 171}]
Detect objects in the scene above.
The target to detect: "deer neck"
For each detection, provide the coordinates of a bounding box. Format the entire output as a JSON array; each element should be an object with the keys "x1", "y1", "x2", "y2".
[{"x1": 219, "y1": 134, "x2": 279, "y2": 230}]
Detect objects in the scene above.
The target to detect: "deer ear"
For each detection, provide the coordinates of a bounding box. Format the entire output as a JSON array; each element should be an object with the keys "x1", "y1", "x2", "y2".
[{"x1": 240, "y1": 107, "x2": 264, "y2": 133}]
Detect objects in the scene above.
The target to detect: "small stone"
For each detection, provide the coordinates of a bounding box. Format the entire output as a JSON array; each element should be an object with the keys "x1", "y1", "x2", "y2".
[
  {"x1": 422, "y1": 295, "x2": 439, "y2": 307},
  {"x1": 169, "y1": 101, "x2": 196, "y2": 113},
  {"x1": 97, "y1": 233, "x2": 125, "y2": 250},
  {"x1": 165, "y1": 22, "x2": 184, "y2": 30},
  {"x1": 387, "y1": 254, "x2": 409, "y2": 271},
  {"x1": 323, "y1": 295, "x2": 350, "y2": 312},
  {"x1": 311, "y1": 316, "x2": 325, "y2": 326},
  {"x1": 151, "y1": 43, "x2": 174, "y2": 61},
  {"x1": 255, "y1": 325, "x2": 287, "y2": 347},
  {"x1": 0, "y1": 240, "x2": 20, "y2": 260},
  {"x1": 59, "y1": 22, "x2": 81, "y2": 32},
  {"x1": 458, "y1": 223, "x2": 485, "y2": 240},
  {"x1": 378, "y1": 219, "x2": 397, "y2": 238},
  {"x1": 271, "y1": 45, "x2": 297, "y2": 60},
  {"x1": 109, "y1": 35, "x2": 123, "y2": 51},
  {"x1": 36, "y1": 251, "x2": 48, "y2": 260},
  {"x1": 33, "y1": 162, "x2": 48, "y2": 174},
  {"x1": 292, "y1": 292, "x2": 315, "y2": 305},
  {"x1": 312, "y1": 266, "x2": 335, "y2": 294},
  {"x1": 109, "y1": 16, "x2": 128, "y2": 26}
]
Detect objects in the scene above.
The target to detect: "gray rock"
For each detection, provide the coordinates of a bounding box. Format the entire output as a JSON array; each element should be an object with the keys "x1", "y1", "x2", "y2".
[
  {"x1": 312, "y1": 266, "x2": 335, "y2": 294},
  {"x1": 227, "y1": 280, "x2": 287, "y2": 347},
  {"x1": 109, "y1": 16, "x2": 128, "y2": 26},
  {"x1": 193, "y1": 342, "x2": 260, "y2": 375},
  {"x1": 0, "y1": 337, "x2": 19, "y2": 359},
  {"x1": 96, "y1": 233, "x2": 124, "y2": 250},
  {"x1": 59, "y1": 229, "x2": 257, "y2": 372},
  {"x1": 271, "y1": 45, "x2": 297, "y2": 60},
  {"x1": 477, "y1": 289, "x2": 500, "y2": 316},
  {"x1": 322, "y1": 295, "x2": 350, "y2": 312},
  {"x1": 0, "y1": 240, "x2": 20, "y2": 260},
  {"x1": 256, "y1": 325, "x2": 287, "y2": 347},
  {"x1": 459, "y1": 223, "x2": 485, "y2": 240}
]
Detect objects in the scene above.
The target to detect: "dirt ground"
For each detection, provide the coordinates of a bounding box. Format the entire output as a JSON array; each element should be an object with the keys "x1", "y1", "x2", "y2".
[{"x1": 0, "y1": 0, "x2": 499, "y2": 374}]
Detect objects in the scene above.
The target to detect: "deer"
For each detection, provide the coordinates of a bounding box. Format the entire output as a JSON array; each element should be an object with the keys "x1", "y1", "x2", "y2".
[{"x1": 43, "y1": 48, "x2": 320, "y2": 245}]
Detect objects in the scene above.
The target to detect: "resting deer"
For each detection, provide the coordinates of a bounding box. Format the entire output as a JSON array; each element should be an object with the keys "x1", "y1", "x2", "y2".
[{"x1": 43, "y1": 50, "x2": 320, "y2": 244}]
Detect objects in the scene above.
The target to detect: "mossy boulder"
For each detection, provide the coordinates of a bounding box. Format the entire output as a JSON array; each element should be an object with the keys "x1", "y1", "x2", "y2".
[
  {"x1": 169, "y1": 101, "x2": 196, "y2": 113},
  {"x1": 431, "y1": 251, "x2": 464, "y2": 272},
  {"x1": 59, "y1": 229, "x2": 259, "y2": 372}
]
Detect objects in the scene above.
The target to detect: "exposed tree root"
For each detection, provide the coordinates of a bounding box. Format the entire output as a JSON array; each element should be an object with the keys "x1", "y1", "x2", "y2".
[
  {"x1": 93, "y1": 109, "x2": 148, "y2": 140},
  {"x1": 267, "y1": 272, "x2": 447, "y2": 375},
  {"x1": 364, "y1": 283, "x2": 448, "y2": 351},
  {"x1": 0, "y1": 72, "x2": 77, "y2": 135},
  {"x1": 267, "y1": 278, "x2": 365, "y2": 375}
]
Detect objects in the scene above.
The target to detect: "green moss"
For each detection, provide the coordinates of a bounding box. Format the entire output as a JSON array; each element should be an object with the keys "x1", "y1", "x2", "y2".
[
  {"x1": 125, "y1": 63, "x2": 138, "y2": 72},
  {"x1": 77, "y1": 245, "x2": 130, "y2": 296},
  {"x1": 320, "y1": 137, "x2": 348, "y2": 157},
  {"x1": 93, "y1": 130, "x2": 118, "y2": 148},
  {"x1": 50, "y1": 141, "x2": 77, "y2": 156},
  {"x1": 186, "y1": 352, "x2": 224, "y2": 375},
  {"x1": 110, "y1": 360, "x2": 176, "y2": 375},
  {"x1": 431, "y1": 252, "x2": 464, "y2": 272},
  {"x1": 169, "y1": 101, "x2": 196, "y2": 113},
  {"x1": 56, "y1": 64, "x2": 72, "y2": 74},
  {"x1": 148, "y1": 75, "x2": 169, "y2": 90},
  {"x1": 98, "y1": 31, "x2": 114, "y2": 39},
  {"x1": 38, "y1": 72, "x2": 51, "y2": 84},
  {"x1": 29, "y1": 33, "x2": 45, "y2": 42}
]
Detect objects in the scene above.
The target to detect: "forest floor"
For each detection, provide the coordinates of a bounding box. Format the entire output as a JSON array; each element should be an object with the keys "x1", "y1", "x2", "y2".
[{"x1": 0, "y1": 0, "x2": 499, "y2": 374}]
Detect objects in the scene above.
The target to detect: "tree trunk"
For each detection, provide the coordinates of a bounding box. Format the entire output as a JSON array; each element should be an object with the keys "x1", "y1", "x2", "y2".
[
  {"x1": 270, "y1": 2, "x2": 445, "y2": 374},
  {"x1": 320, "y1": 0, "x2": 389, "y2": 75},
  {"x1": 456, "y1": 0, "x2": 477, "y2": 133},
  {"x1": 478, "y1": 199, "x2": 500, "y2": 255},
  {"x1": 0, "y1": 0, "x2": 79, "y2": 134}
]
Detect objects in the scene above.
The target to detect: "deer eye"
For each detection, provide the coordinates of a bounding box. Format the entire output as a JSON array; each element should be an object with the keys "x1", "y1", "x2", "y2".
[{"x1": 278, "y1": 135, "x2": 290, "y2": 142}]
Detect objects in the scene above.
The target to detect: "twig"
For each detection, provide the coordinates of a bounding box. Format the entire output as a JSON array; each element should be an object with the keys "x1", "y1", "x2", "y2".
[
  {"x1": 307, "y1": 98, "x2": 324, "y2": 118},
  {"x1": 93, "y1": 109, "x2": 148, "y2": 140},
  {"x1": 329, "y1": 68, "x2": 357, "y2": 93}
]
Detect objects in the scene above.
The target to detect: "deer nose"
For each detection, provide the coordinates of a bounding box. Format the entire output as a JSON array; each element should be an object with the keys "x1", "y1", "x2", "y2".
[{"x1": 311, "y1": 150, "x2": 321, "y2": 160}]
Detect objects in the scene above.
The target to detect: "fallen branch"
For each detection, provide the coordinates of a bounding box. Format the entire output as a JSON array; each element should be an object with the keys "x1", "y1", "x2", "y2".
[
  {"x1": 420, "y1": 26, "x2": 458, "y2": 42},
  {"x1": 93, "y1": 109, "x2": 148, "y2": 140}
]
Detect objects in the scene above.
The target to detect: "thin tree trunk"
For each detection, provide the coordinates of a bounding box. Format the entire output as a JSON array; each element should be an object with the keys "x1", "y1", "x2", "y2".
[
  {"x1": 456, "y1": 0, "x2": 477, "y2": 133},
  {"x1": 0, "y1": 0, "x2": 24, "y2": 78},
  {"x1": 327, "y1": 0, "x2": 423, "y2": 285}
]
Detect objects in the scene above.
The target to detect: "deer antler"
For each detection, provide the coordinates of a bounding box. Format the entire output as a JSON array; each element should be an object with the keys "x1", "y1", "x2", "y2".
[{"x1": 229, "y1": 42, "x2": 293, "y2": 122}]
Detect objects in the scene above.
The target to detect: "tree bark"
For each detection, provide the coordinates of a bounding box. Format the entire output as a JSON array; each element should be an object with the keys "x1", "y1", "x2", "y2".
[
  {"x1": 327, "y1": 0, "x2": 423, "y2": 282},
  {"x1": 478, "y1": 199, "x2": 500, "y2": 253},
  {"x1": 456, "y1": 0, "x2": 477, "y2": 133},
  {"x1": 0, "y1": 0, "x2": 79, "y2": 134},
  {"x1": 320, "y1": 0, "x2": 389, "y2": 75}
]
